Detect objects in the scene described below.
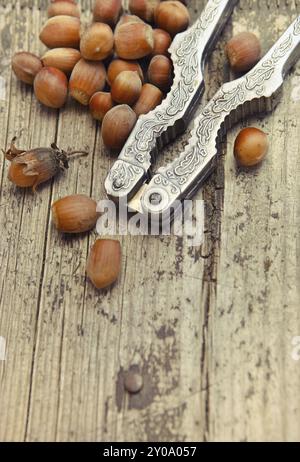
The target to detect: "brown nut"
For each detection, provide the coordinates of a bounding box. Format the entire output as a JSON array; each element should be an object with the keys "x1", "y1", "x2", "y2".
[
  {"x1": 47, "y1": 1, "x2": 80, "y2": 17},
  {"x1": 39, "y1": 15, "x2": 80, "y2": 49},
  {"x1": 133, "y1": 83, "x2": 163, "y2": 116},
  {"x1": 80, "y1": 23, "x2": 114, "y2": 61},
  {"x1": 42, "y1": 48, "x2": 81, "y2": 75},
  {"x1": 86, "y1": 239, "x2": 121, "y2": 290},
  {"x1": 129, "y1": 0, "x2": 160, "y2": 23},
  {"x1": 93, "y1": 0, "x2": 122, "y2": 26},
  {"x1": 234, "y1": 127, "x2": 268, "y2": 167},
  {"x1": 52, "y1": 194, "x2": 99, "y2": 234},
  {"x1": 115, "y1": 14, "x2": 144, "y2": 31},
  {"x1": 226, "y1": 32, "x2": 261, "y2": 73},
  {"x1": 12, "y1": 52, "x2": 43, "y2": 85},
  {"x1": 102, "y1": 105, "x2": 137, "y2": 150},
  {"x1": 89, "y1": 91, "x2": 114, "y2": 121},
  {"x1": 154, "y1": 1, "x2": 190, "y2": 36},
  {"x1": 34, "y1": 66, "x2": 68, "y2": 108},
  {"x1": 111, "y1": 70, "x2": 142, "y2": 105},
  {"x1": 114, "y1": 22, "x2": 154, "y2": 59},
  {"x1": 107, "y1": 59, "x2": 144, "y2": 86},
  {"x1": 148, "y1": 55, "x2": 173, "y2": 92},
  {"x1": 151, "y1": 28, "x2": 172, "y2": 56},
  {"x1": 69, "y1": 58, "x2": 106, "y2": 105}
]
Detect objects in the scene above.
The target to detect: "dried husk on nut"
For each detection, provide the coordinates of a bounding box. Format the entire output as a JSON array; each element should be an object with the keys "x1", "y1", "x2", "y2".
[
  {"x1": 8, "y1": 148, "x2": 62, "y2": 191},
  {"x1": 86, "y1": 239, "x2": 121, "y2": 289}
]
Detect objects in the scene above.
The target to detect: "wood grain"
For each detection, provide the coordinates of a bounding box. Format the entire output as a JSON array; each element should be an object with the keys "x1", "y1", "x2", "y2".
[{"x1": 0, "y1": 0, "x2": 299, "y2": 442}]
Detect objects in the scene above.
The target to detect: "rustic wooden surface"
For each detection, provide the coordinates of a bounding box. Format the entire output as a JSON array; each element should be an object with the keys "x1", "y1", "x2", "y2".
[{"x1": 0, "y1": 0, "x2": 299, "y2": 442}]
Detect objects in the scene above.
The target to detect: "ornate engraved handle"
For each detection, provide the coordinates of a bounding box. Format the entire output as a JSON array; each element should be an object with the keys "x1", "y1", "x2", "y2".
[
  {"x1": 105, "y1": 0, "x2": 238, "y2": 201},
  {"x1": 136, "y1": 16, "x2": 300, "y2": 220}
]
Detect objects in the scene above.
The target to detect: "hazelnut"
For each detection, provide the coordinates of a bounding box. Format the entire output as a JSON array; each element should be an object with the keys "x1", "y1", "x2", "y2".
[
  {"x1": 133, "y1": 83, "x2": 163, "y2": 116},
  {"x1": 80, "y1": 23, "x2": 114, "y2": 61},
  {"x1": 226, "y1": 32, "x2": 261, "y2": 73},
  {"x1": 107, "y1": 59, "x2": 144, "y2": 86},
  {"x1": 152, "y1": 28, "x2": 172, "y2": 56},
  {"x1": 69, "y1": 58, "x2": 106, "y2": 105},
  {"x1": 93, "y1": 0, "x2": 122, "y2": 27},
  {"x1": 52, "y1": 195, "x2": 99, "y2": 234},
  {"x1": 12, "y1": 52, "x2": 43, "y2": 85},
  {"x1": 34, "y1": 67, "x2": 68, "y2": 108},
  {"x1": 115, "y1": 14, "x2": 144, "y2": 31},
  {"x1": 47, "y1": 1, "x2": 80, "y2": 18},
  {"x1": 114, "y1": 22, "x2": 154, "y2": 60},
  {"x1": 86, "y1": 239, "x2": 121, "y2": 290},
  {"x1": 129, "y1": 0, "x2": 160, "y2": 23},
  {"x1": 102, "y1": 105, "x2": 137, "y2": 150},
  {"x1": 39, "y1": 15, "x2": 81, "y2": 48},
  {"x1": 89, "y1": 91, "x2": 114, "y2": 121},
  {"x1": 148, "y1": 55, "x2": 173, "y2": 92},
  {"x1": 111, "y1": 70, "x2": 142, "y2": 105},
  {"x1": 234, "y1": 127, "x2": 268, "y2": 167},
  {"x1": 42, "y1": 48, "x2": 81, "y2": 75},
  {"x1": 154, "y1": 1, "x2": 190, "y2": 36}
]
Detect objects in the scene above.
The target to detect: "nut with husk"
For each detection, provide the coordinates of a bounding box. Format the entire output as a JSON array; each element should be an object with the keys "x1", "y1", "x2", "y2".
[{"x1": 4, "y1": 137, "x2": 88, "y2": 191}]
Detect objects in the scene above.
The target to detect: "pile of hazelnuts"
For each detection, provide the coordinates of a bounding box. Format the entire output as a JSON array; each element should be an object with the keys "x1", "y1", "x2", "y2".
[{"x1": 11, "y1": 0, "x2": 191, "y2": 151}]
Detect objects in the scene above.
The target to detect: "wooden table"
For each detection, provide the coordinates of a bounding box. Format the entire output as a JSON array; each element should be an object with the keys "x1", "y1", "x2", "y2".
[{"x1": 0, "y1": 0, "x2": 299, "y2": 442}]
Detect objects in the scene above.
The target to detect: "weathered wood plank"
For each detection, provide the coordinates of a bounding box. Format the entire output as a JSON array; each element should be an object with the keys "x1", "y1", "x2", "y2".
[{"x1": 209, "y1": 0, "x2": 300, "y2": 442}]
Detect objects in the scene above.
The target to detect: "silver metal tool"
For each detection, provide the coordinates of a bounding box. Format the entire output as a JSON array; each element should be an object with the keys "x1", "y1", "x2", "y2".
[
  {"x1": 128, "y1": 15, "x2": 300, "y2": 223},
  {"x1": 105, "y1": 0, "x2": 239, "y2": 201}
]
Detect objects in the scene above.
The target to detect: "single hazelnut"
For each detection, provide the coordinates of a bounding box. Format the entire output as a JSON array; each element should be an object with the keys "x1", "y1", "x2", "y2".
[
  {"x1": 226, "y1": 32, "x2": 261, "y2": 73},
  {"x1": 129, "y1": 0, "x2": 160, "y2": 23},
  {"x1": 114, "y1": 22, "x2": 154, "y2": 60},
  {"x1": 34, "y1": 66, "x2": 68, "y2": 108},
  {"x1": 47, "y1": 1, "x2": 80, "y2": 18},
  {"x1": 154, "y1": 1, "x2": 190, "y2": 36},
  {"x1": 69, "y1": 58, "x2": 106, "y2": 105},
  {"x1": 39, "y1": 15, "x2": 81, "y2": 48},
  {"x1": 133, "y1": 83, "x2": 163, "y2": 116},
  {"x1": 52, "y1": 194, "x2": 99, "y2": 233},
  {"x1": 80, "y1": 23, "x2": 114, "y2": 61},
  {"x1": 148, "y1": 55, "x2": 173, "y2": 92},
  {"x1": 12, "y1": 52, "x2": 43, "y2": 85},
  {"x1": 93, "y1": 0, "x2": 123, "y2": 27},
  {"x1": 89, "y1": 91, "x2": 114, "y2": 121},
  {"x1": 86, "y1": 239, "x2": 121, "y2": 289},
  {"x1": 102, "y1": 105, "x2": 137, "y2": 150},
  {"x1": 151, "y1": 28, "x2": 172, "y2": 56},
  {"x1": 111, "y1": 70, "x2": 142, "y2": 105},
  {"x1": 234, "y1": 127, "x2": 268, "y2": 167},
  {"x1": 107, "y1": 59, "x2": 144, "y2": 86},
  {"x1": 42, "y1": 48, "x2": 81, "y2": 75}
]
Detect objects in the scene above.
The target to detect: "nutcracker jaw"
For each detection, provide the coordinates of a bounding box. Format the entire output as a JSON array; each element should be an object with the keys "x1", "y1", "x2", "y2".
[{"x1": 105, "y1": 0, "x2": 239, "y2": 203}]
